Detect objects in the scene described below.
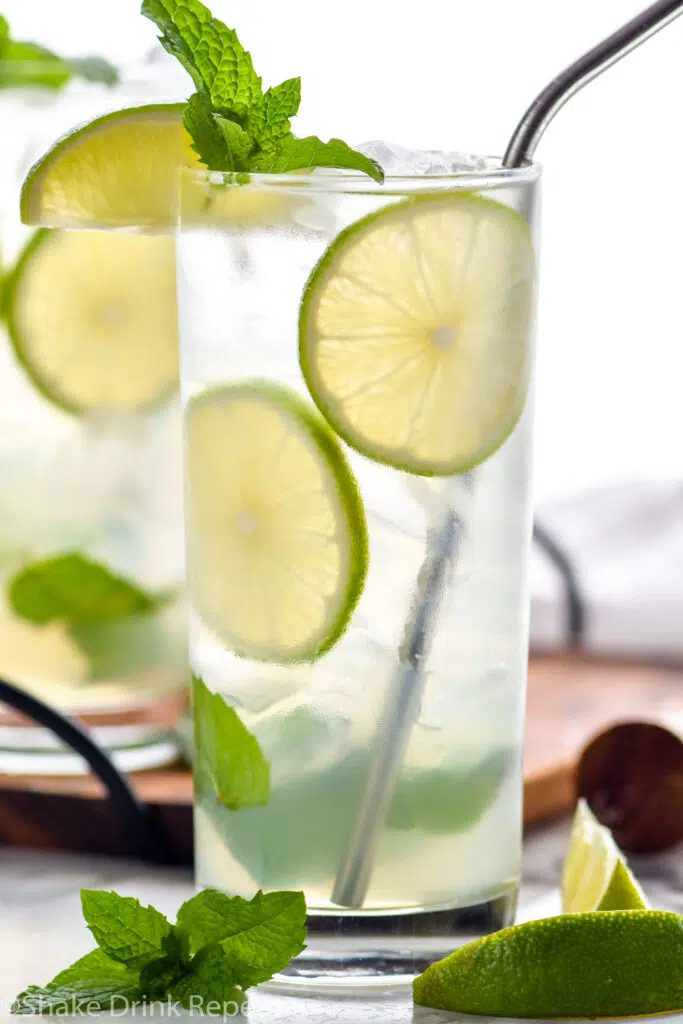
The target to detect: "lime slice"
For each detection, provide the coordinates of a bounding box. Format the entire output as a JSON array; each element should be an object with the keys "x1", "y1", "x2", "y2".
[
  {"x1": 413, "y1": 911, "x2": 683, "y2": 1017},
  {"x1": 20, "y1": 103, "x2": 194, "y2": 230},
  {"x1": 20, "y1": 102, "x2": 299, "y2": 231},
  {"x1": 3, "y1": 228, "x2": 178, "y2": 414},
  {"x1": 562, "y1": 798, "x2": 648, "y2": 913},
  {"x1": 185, "y1": 382, "x2": 368, "y2": 662},
  {"x1": 300, "y1": 193, "x2": 535, "y2": 476}
]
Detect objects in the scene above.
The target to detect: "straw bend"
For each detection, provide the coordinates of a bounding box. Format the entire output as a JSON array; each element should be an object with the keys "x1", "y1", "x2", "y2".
[{"x1": 503, "y1": 0, "x2": 683, "y2": 168}]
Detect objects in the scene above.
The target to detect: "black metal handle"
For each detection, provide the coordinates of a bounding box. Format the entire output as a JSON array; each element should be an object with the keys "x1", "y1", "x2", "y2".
[{"x1": 0, "y1": 677, "x2": 165, "y2": 862}]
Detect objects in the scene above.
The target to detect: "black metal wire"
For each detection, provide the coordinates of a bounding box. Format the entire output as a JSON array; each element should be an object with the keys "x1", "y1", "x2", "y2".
[
  {"x1": 533, "y1": 522, "x2": 586, "y2": 647},
  {"x1": 504, "y1": 0, "x2": 683, "y2": 167},
  {"x1": 0, "y1": 677, "x2": 162, "y2": 861}
]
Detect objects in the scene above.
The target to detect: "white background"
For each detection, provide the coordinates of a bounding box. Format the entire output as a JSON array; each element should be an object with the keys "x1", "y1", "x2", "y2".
[{"x1": 2, "y1": 0, "x2": 683, "y2": 503}]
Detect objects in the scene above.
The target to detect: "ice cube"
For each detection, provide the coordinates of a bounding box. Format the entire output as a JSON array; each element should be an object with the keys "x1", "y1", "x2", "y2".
[{"x1": 357, "y1": 140, "x2": 490, "y2": 176}]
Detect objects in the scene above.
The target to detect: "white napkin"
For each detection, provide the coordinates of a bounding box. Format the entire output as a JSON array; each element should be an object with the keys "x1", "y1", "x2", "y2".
[{"x1": 530, "y1": 479, "x2": 683, "y2": 661}]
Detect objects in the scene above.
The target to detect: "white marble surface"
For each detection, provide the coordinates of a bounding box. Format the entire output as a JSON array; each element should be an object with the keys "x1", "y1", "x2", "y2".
[{"x1": 1, "y1": 824, "x2": 682, "y2": 1023}]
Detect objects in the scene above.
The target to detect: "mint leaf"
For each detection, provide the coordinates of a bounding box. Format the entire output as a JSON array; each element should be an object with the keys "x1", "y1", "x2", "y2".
[
  {"x1": 250, "y1": 135, "x2": 384, "y2": 182},
  {"x1": 0, "y1": 41, "x2": 71, "y2": 89},
  {"x1": 68, "y1": 56, "x2": 119, "y2": 86},
  {"x1": 142, "y1": 0, "x2": 383, "y2": 182},
  {"x1": 183, "y1": 91, "x2": 228, "y2": 168},
  {"x1": 214, "y1": 116, "x2": 252, "y2": 169},
  {"x1": 193, "y1": 675, "x2": 270, "y2": 809},
  {"x1": 0, "y1": 17, "x2": 118, "y2": 91},
  {"x1": 172, "y1": 945, "x2": 244, "y2": 1011},
  {"x1": 8, "y1": 553, "x2": 163, "y2": 627},
  {"x1": 11, "y1": 949, "x2": 140, "y2": 1014},
  {"x1": 138, "y1": 932, "x2": 190, "y2": 1001},
  {"x1": 246, "y1": 77, "x2": 301, "y2": 149},
  {"x1": 176, "y1": 889, "x2": 306, "y2": 986},
  {"x1": 141, "y1": 0, "x2": 262, "y2": 117},
  {"x1": 81, "y1": 890, "x2": 171, "y2": 970}
]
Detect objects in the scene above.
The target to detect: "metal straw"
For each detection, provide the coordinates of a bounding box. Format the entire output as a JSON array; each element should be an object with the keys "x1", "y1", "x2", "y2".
[{"x1": 331, "y1": 0, "x2": 683, "y2": 909}]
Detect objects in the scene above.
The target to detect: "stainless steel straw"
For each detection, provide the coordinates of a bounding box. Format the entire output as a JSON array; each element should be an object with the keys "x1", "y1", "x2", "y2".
[{"x1": 332, "y1": 0, "x2": 683, "y2": 909}]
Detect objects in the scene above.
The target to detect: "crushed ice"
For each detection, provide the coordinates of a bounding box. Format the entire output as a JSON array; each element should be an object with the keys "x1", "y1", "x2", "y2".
[{"x1": 357, "y1": 140, "x2": 490, "y2": 176}]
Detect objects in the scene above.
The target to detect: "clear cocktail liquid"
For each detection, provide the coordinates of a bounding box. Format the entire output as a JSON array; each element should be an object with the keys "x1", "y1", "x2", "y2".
[{"x1": 179, "y1": 157, "x2": 539, "y2": 986}]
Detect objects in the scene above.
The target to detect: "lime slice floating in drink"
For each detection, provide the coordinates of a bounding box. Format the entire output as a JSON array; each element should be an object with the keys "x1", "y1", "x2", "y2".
[
  {"x1": 3, "y1": 229, "x2": 178, "y2": 414},
  {"x1": 300, "y1": 193, "x2": 535, "y2": 476},
  {"x1": 185, "y1": 382, "x2": 368, "y2": 662},
  {"x1": 562, "y1": 798, "x2": 648, "y2": 913}
]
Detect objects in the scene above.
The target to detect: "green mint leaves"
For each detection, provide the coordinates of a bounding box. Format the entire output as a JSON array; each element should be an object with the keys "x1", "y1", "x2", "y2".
[
  {"x1": 8, "y1": 553, "x2": 164, "y2": 628},
  {"x1": 193, "y1": 675, "x2": 270, "y2": 809},
  {"x1": 7, "y1": 553, "x2": 175, "y2": 683},
  {"x1": 11, "y1": 949, "x2": 142, "y2": 1015},
  {"x1": 141, "y1": 0, "x2": 383, "y2": 182},
  {"x1": 0, "y1": 16, "x2": 118, "y2": 90},
  {"x1": 12, "y1": 888, "x2": 306, "y2": 1014},
  {"x1": 176, "y1": 889, "x2": 307, "y2": 986},
  {"x1": 81, "y1": 891, "x2": 172, "y2": 970}
]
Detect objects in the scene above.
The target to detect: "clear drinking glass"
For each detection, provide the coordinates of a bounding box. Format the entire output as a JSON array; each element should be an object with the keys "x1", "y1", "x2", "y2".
[
  {"x1": 178, "y1": 160, "x2": 540, "y2": 988},
  {"x1": 0, "y1": 68, "x2": 188, "y2": 773}
]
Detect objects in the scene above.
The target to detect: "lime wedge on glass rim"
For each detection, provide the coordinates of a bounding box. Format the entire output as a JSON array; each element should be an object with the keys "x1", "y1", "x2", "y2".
[
  {"x1": 185, "y1": 382, "x2": 368, "y2": 663},
  {"x1": 300, "y1": 192, "x2": 536, "y2": 476},
  {"x1": 20, "y1": 102, "x2": 297, "y2": 231},
  {"x1": 2, "y1": 228, "x2": 178, "y2": 414},
  {"x1": 562, "y1": 798, "x2": 648, "y2": 913},
  {"x1": 20, "y1": 103, "x2": 194, "y2": 230}
]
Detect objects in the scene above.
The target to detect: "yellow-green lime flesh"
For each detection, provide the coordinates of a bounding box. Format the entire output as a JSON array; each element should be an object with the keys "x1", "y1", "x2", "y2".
[
  {"x1": 20, "y1": 102, "x2": 300, "y2": 231},
  {"x1": 300, "y1": 192, "x2": 536, "y2": 476},
  {"x1": 185, "y1": 382, "x2": 368, "y2": 663},
  {"x1": 563, "y1": 798, "x2": 648, "y2": 913},
  {"x1": 3, "y1": 228, "x2": 178, "y2": 414}
]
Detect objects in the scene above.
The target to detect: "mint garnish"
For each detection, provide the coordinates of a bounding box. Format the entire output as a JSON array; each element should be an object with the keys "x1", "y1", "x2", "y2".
[
  {"x1": 81, "y1": 891, "x2": 172, "y2": 970},
  {"x1": 0, "y1": 16, "x2": 118, "y2": 90},
  {"x1": 12, "y1": 887, "x2": 306, "y2": 1014},
  {"x1": 141, "y1": 0, "x2": 384, "y2": 182},
  {"x1": 8, "y1": 553, "x2": 165, "y2": 627},
  {"x1": 176, "y1": 889, "x2": 307, "y2": 986},
  {"x1": 11, "y1": 949, "x2": 141, "y2": 1015},
  {"x1": 193, "y1": 674, "x2": 270, "y2": 809}
]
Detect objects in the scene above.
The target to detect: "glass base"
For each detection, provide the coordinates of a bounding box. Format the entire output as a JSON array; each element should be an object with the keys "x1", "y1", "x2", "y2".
[{"x1": 268, "y1": 886, "x2": 517, "y2": 993}]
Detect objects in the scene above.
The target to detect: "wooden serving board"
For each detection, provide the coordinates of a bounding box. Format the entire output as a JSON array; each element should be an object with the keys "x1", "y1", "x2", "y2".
[{"x1": 1, "y1": 654, "x2": 682, "y2": 863}]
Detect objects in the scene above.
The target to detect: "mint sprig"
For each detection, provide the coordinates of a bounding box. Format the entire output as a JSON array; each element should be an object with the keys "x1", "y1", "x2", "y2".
[
  {"x1": 0, "y1": 16, "x2": 118, "y2": 90},
  {"x1": 12, "y1": 888, "x2": 306, "y2": 1014},
  {"x1": 141, "y1": 0, "x2": 384, "y2": 182}
]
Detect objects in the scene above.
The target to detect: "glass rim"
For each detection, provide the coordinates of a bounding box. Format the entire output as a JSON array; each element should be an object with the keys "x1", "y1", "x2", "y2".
[{"x1": 179, "y1": 158, "x2": 540, "y2": 197}]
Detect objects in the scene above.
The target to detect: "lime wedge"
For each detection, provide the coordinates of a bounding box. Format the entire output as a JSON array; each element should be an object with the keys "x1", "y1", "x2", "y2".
[
  {"x1": 413, "y1": 911, "x2": 683, "y2": 1017},
  {"x1": 185, "y1": 382, "x2": 368, "y2": 662},
  {"x1": 20, "y1": 102, "x2": 300, "y2": 232},
  {"x1": 20, "y1": 103, "x2": 194, "y2": 230},
  {"x1": 562, "y1": 798, "x2": 648, "y2": 913},
  {"x1": 300, "y1": 193, "x2": 535, "y2": 476},
  {"x1": 3, "y1": 229, "x2": 178, "y2": 414}
]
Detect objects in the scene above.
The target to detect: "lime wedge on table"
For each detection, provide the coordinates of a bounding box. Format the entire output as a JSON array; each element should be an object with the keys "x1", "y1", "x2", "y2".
[
  {"x1": 3, "y1": 229, "x2": 177, "y2": 414},
  {"x1": 300, "y1": 193, "x2": 535, "y2": 476},
  {"x1": 413, "y1": 911, "x2": 683, "y2": 1017},
  {"x1": 562, "y1": 797, "x2": 647, "y2": 913},
  {"x1": 20, "y1": 102, "x2": 296, "y2": 231},
  {"x1": 185, "y1": 382, "x2": 368, "y2": 662}
]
